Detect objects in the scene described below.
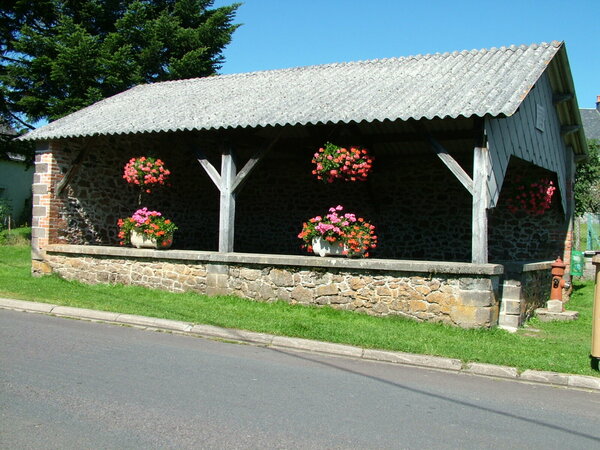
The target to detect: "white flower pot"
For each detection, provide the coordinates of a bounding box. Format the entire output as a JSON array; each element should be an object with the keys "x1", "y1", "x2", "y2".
[
  {"x1": 312, "y1": 236, "x2": 346, "y2": 257},
  {"x1": 130, "y1": 230, "x2": 172, "y2": 249}
]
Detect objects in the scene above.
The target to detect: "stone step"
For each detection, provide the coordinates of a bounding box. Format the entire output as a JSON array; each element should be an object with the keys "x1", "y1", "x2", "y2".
[{"x1": 535, "y1": 308, "x2": 579, "y2": 322}]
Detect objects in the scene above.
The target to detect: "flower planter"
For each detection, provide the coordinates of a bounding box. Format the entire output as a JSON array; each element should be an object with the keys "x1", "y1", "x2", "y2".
[
  {"x1": 312, "y1": 237, "x2": 346, "y2": 257},
  {"x1": 311, "y1": 237, "x2": 367, "y2": 257},
  {"x1": 130, "y1": 230, "x2": 172, "y2": 249}
]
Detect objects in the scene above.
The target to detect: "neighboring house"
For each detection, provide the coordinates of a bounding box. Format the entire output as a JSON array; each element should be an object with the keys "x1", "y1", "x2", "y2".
[
  {"x1": 0, "y1": 124, "x2": 34, "y2": 227},
  {"x1": 580, "y1": 96, "x2": 600, "y2": 141},
  {"x1": 21, "y1": 41, "x2": 586, "y2": 329}
]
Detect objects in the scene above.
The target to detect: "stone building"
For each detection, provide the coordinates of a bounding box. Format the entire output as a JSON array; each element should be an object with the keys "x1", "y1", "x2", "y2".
[{"x1": 21, "y1": 41, "x2": 587, "y2": 329}]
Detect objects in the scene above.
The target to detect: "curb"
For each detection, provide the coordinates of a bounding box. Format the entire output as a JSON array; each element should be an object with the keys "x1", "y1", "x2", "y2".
[{"x1": 2, "y1": 297, "x2": 600, "y2": 392}]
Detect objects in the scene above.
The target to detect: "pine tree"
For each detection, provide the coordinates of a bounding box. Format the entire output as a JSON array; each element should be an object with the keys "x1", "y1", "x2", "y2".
[{"x1": 0, "y1": 0, "x2": 240, "y2": 148}]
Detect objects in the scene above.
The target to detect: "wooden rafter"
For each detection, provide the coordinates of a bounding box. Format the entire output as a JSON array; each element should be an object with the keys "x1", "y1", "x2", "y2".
[
  {"x1": 56, "y1": 141, "x2": 93, "y2": 196},
  {"x1": 426, "y1": 134, "x2": 474, "y2": 195}
]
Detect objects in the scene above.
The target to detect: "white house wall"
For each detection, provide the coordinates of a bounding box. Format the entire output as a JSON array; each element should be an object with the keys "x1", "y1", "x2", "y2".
[{"x1": 485, "y1": 71, "x2": 568, "y2": 213}]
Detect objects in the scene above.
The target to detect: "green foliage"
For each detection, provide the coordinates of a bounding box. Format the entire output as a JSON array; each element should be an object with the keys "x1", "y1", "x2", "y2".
[
  {"x1": 0, "y1": 0, "x2": 240, "y2": 131},
  {"x1": 0, "y1": 198, "x2": 12, "y2": 230},
  {"x1": 575, "y1": 140, "x2": 600, "y2": 216},
  {"x1": 0, "y1": 226, "x2": 31, "y2": 245}
]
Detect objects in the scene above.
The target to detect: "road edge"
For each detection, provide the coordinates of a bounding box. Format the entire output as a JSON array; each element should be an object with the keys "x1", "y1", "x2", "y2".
[{"x1": 2, "y1": 297, "x2": 599, "y2": 392}]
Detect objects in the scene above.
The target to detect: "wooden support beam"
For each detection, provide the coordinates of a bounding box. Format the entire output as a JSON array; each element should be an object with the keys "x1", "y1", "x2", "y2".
[
  {"x1": 472, "y1": 147, "x2": 489, "y2": 264},
  {"x1": 561, "y1": 125, "x2": 581, "y2": 136},
  {"x1": 56, "y1": 145, "x2": 90, "y2": 196},
  {"x1": 194, "y1": 135, "x2": 281, "y2": 253},
  {"x1": 219, "y1": 146, "x2": 236, "y2": 253},
  {"x1": 553, "y1": 92, "x2": 574, "y2": 104},
  {"x1": 427, "y1": 135, "x2": 474, "y2": 195},
  {"x1": 194, "y1": 148, "x2": 221, "y2": 189}
]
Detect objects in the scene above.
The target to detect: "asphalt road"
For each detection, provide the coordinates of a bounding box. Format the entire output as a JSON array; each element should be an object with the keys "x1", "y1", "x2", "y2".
[{"x1": 2, "y1": 309, "x2": 600, "y2": 449}]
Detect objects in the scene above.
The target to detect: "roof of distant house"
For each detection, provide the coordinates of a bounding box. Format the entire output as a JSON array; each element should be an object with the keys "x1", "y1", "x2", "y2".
[
  {"x1": 581, "y1": 108, "x2": 600, "y2": 141},
  {"x1": 21, "y1": 40, "x2": 584, "y2": 154}
]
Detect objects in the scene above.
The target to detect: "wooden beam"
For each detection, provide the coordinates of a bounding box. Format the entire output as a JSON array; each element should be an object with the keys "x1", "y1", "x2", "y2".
[
  {"x1": 472, "y1": 147, "x2": 489, "y2": 264},
  {"x1": 231, "y1": 133, "x2": 281, "y2": 194},
  {"x1": 553, "y1": 92, "x2": 574, "y2": 104},
  {"x1": 561, "y1": 125, "x2": 581, "y2": 136},
  {"x1": 56, "y1": 145, "x2": 90, "y2": 196},
  {"x1": 218, "y1": 146, "x2": 236, "y2": 253},
  {"x1": 194, "y1": 148, "x2": 221, "y2": 189},
  {"x1": 427, "y1": 135, "x2": 474, "y2": 195}
]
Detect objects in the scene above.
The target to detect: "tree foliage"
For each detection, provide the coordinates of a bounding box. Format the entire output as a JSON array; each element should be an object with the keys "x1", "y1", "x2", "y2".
[
  {"x1": 0, "y1": 0, "x2": 240, "y2": 156},
  {"x1": 574, "y1": 140, "x2": 600, "y2": 216}
]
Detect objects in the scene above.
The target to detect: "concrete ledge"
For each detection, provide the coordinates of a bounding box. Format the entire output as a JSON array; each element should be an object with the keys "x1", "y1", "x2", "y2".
[
  {"x1": 191, "y1": 324, "x2": 274, "y2": 345},
  {"x1": 272, "y1": 336, "x2": 364, "y2": 358},
  {"x1": 501, "y1": 260, "x2": 553, "y2": 274},
  {"x1": 115, "y1": 314, "x2": 194, "y2": 332},
  {"x1": 520, "y1": 370, "x2": 570, "y2": 385},
  {"x1": 46, "y1": 244, "x2": 504, "y2": 276},
  {"x1": 52, "y1": 306, "x2": 120, "y2": 322},
  {"x1": 465, "y1": 362, "x2": 519, "y2": 378},
  {"x1": 363, "y1": 349, "x2": 462, "y2": 371},
  {"x1": 0, "y1": 298, "x2": 56, "y2": 313}
]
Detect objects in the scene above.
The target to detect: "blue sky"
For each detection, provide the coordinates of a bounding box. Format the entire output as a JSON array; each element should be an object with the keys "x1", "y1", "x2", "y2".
[{"x1": 214, "y1": 0, "x2": 599, "y2": 108}]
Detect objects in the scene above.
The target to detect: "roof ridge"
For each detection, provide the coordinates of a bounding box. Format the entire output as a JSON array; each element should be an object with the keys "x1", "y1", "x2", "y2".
[{"x1": 134, "y1": 41, "x2": 561, "y2": 89}]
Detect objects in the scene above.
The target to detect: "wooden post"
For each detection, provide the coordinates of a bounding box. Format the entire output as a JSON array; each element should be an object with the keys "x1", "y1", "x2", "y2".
[
  {"x1": 472, "y1": 147, "x2": 489, "y2": 264},
  {"x1": 219, "y1": 146, "x2": 236, "y2": 252},
  {"x1": 193, "y1": 134, "x2": 279, "y2": 253}
]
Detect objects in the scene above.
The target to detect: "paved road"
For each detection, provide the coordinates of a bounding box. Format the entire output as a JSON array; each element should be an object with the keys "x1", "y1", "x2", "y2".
[{"x1": 2, "y1": 309, "x2": 600, "y2": 449}]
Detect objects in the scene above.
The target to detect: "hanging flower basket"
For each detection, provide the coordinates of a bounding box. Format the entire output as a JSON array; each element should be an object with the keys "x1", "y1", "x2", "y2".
[
  {"x1": 298, "y1": 205, "x2": 377, "y2": 257},
  {"x1": 505, "y1": 175, "x2": 556, "y2": 215},
  {"x1": 311, "y1": 142, "x2": 374, "y2": 183},
  {"x1": 118, "y1": 208, "x2": 177, "y2": 249},
  {"x1": 123, "y1": 156, "x2": 171, "y2": 194}
]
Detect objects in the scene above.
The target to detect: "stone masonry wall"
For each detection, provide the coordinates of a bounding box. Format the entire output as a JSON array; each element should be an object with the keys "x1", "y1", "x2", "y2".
[
  {"x1": 498, "y1": 264, "x2": 552, "y2": 329},
  {"x1": 43, "y1": 249, "x2": 501, "y2": 328},
  {"x1": 45, "y1": 253, "x2": 208, "y2": 293},
  {"x1": 227, "y1": 265, "x2": 499, "y2": 327}
]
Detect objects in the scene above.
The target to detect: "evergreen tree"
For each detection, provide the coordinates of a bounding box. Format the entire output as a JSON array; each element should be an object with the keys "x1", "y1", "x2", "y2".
[{"x1": 0, "y1": 0, "x2": 240, "y2": 156}]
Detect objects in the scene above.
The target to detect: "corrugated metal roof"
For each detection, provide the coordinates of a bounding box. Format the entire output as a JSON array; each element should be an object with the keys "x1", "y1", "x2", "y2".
[{"x1": 22, "y1": 41, "x2": 564, "y2": 141}]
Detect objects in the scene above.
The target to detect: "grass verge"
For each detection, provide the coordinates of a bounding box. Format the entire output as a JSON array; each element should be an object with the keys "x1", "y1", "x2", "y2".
[
  {"x1": 0, "y1": 243, "x2": 597, "y2": 376},
  {"x1": 0, "y1": 227, "x2": 31, "y2": 246}
]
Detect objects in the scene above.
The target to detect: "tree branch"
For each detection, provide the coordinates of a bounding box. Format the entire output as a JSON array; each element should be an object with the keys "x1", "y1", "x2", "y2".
[{"x1": 8, "y1": 111, "x2": 35, "y2": 130}]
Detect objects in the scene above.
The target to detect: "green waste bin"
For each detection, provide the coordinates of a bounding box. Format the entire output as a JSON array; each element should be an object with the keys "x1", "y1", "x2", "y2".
[{"x1": 571, "y1": 250, "x2": 584, "y2": 277}]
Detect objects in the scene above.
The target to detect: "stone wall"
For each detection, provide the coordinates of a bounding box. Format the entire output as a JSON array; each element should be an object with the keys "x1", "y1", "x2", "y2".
[
  {"x1": 44, "y1": 253, "x2": 208, "y2": 293},
  {"x1": 498, "y1": 262, "x2": 552, "y2": 330},
  {"x1": 227, "y1": 265, "x2": 499, "y2": 327},
  {"x1": 41, "y1": 245, "x2": 503, "y2": 328}
]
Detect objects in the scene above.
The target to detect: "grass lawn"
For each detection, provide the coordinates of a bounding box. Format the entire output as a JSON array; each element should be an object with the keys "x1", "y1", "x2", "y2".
[{"x1": 0, "y1": 237, "x2": 597, "y2": 376}]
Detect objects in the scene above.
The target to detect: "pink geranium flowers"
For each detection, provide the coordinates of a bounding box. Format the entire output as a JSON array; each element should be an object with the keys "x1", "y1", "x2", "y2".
[
  {"x1": 298, "y1": 205, "x2": 377, "y2": 257},
  {"x1": 312, "y1": 142, "x2": 374, "y2": 183},
  {"x1": 117, "y1": 208, "x2": 177, "y2": 247}
]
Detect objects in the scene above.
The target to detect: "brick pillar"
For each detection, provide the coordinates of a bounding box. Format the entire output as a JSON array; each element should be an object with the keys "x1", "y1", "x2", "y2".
[{"x1": 31, "y1": 141, "x2": 68, "y2": 275}]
